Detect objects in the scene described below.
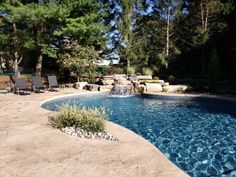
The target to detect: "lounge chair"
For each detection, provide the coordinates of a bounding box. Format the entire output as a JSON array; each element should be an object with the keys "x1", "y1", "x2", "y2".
[
  {"x1": 14, "y1": 78, "x2": 31, "y2": 95},
  {"x1": 32, "y1": 76, "x2": 46, "y2": 93},
  {"x1": 48, "y1": 75, "x2": 59, "y2": 91}
]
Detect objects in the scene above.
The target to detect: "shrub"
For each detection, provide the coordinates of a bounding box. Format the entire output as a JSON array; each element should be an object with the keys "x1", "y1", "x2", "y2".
[
  {"x1": 142, "y1": 67, "x2": 153, "y2": 76},
  {"x1": 50, "y1": 104, "x2": 108, "y2": 133},
  {"x1": 107, "y1": 66, "x2": 124, "y2": 75},
  {"x1": 20, "y1": 74, "x2": 33, "y2": 80},
  {"x1": 153, "y1": 76, "x2": 160, "y2": 80},
  {"x1": 127, "y1": 66, "x2": 136, "y2": 75},
  {"x1": 168, "y1": 75, "x2": 176, "y2": 84},
  {"x1": 207, "y1": 49, "x2": 221, "y2": 90}
]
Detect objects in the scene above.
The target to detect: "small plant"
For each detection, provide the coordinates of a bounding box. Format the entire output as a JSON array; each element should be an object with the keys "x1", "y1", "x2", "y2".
[
  {"x1": 127, "y1": 66, "x2": 136, "y2": 75},
  {"x1": 142, "y1": 67, "x2": 153, "y2": 76},
  {"x1": 153, "y1": 76, "x2": 160, "y2": 80},
  {"x1": 49, "y1": 104, "x2": 108, "y2": 133},
  {"x1": 168, "y1": 75, "x2": 176, "y2": 84},
  {"x1": 140, "y1": 80, "x2": 147, "y2": 85},
  {"x1": 20, "y1": 73, "x2": 33, "y2": 78}
]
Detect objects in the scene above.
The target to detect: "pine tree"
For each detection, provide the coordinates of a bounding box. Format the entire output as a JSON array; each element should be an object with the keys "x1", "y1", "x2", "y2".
[
  {"x1": 151, "y1": 0, "x2": 184, "y2": 68},
  {"x1": 186, "y1": 0, "x2": 233, "y2": 76},
  {"x1": 207, "y1": 48, "x2": 221, "y2": 90}
]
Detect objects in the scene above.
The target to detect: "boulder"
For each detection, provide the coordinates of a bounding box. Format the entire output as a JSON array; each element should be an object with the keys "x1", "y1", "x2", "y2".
[
  {"x1": 101, "y1": 79, "x2": 114, "y2": 85},
  {"x1": 137, "y1": 85, "x2": 146, "y2": 93},
  {"x1": 139, "y1": 79, "x2": 165, "y2": 84},
  {"x1": 163, "y1": 85, "x2": 188, "y2": 93},
  {"x1": 164, "y1": 82, "x2": 169, "y2": 86},
  {"x1": 113, "y1": 74, "x2": 127, "y2": 80},
  {"x1": 84, "y1": 84, "x2": 100, "y2": 91},
  {"x1": 74, "y1": 82, "x2": 88, "y2": 90},
  {"x1": 117, "y1": 79, "x2": 132, "y2": 85},
  {"x1": 156, "y1": 80, "x2": 165, "y2": 84},
  {"x1": 146, "y1": 83, "x2": 163, "y2": 92},
  {"x1": 99, "y1": 85, "x2": 113, "y2": 92},
  {"x1": 136, "y1": 75, "x2": 152, "y2": 80},
  {"x1": 103, "y1": 75, "x2": 113, "y2": 80},
  {"x1": 128, "y1": 75, "x2": 138, "y2": 81}
]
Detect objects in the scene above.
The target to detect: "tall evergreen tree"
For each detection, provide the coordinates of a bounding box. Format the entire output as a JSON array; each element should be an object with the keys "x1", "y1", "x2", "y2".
[
  {"x1": 151, "y1": 0, "x2": 184, "y2": 68},
  {"x1": 182, "y1": 0, "x2": 233, "y2": 76}
]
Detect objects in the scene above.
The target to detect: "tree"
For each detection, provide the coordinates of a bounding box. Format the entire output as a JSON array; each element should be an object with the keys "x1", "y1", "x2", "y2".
[
  {"x1": 151, "y1": 0, "x2": 184, "y2": 68},
  {"x1": 207, "y1": 48, "x2": 221, "y2": 90},
  {"x1": 186, "y1": 0, "x2": 233, "y2": 76},
  {"x1": 56, "y1": 0, "x2": 106, "y2": 80},
  {"x1": 0, "y1": 1, "x2": 25, "y2": 75},
  {"x1": 117, "y1": 0, "x2": 136, "y2": 74},
  {"x1": 58, "y1": 40, "x2": 100, "y2": 75},
  {"x1": 1, "y1": 0, "x2": 69, "y2": 76}
]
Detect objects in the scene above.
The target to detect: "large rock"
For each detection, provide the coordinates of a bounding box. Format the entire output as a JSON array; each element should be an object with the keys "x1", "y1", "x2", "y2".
[
  {"x1": 84, "y1": 84, "x2": 100, "y2": 91},
  {"x1": 139, "y1": 79, "x2": 165, "y2": 84},
  {"x1": 156, "y1": 80, "x2": 165, "y2": 84},
  {"x1": 101, "y1": 79, "x2": 114, "y2": 85},
  {"x1": 128, "y1": 76, "x2": 138, "y2": 81},
  {"x1": 146, "y1": 83, "x2": 163, "y2": 92},
  {"x1": 117, "y1": 79, "x2": 132, "y2": 85},
  {"x1": 163, "y1": 85, "x2": 188, "y2": 93},
  {"x1": 136, "y1": 75, "x2": 152, "y2": 80},
  {"x1": 74, "y1": 82, "x2": 88, "y2": 90},
  {"x1": 103, "y1": 75, "x2": 113, "y2": 80},
  {"x1": 137, "y1": 85, "x2": 146, "y2": 93},
  {"x1": 99, "y1": 85, "x2": 113, "y2": 92},
  {"x1": 113, "y1": 74, "x2": 127, "y2": 80}
]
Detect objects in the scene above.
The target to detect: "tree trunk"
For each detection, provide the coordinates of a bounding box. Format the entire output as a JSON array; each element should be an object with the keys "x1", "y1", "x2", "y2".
[
  {"x1": 12, "y1": 22, "x2": 21, "y2": 77},
  {"x1": 201, "y1": 45, "x2": 206, "y2": 77},
  {"x1": 35, "y1": 53, "x2": 43, "y2": 77},
  {"x1": 165, "y1": 3, "x2": 170, "y2": 69},
  {"x1": 199, "y1": 1, "x2": 208, "y2": 77},
  {"x1": 127, "y1": 58, "x2": 130, "y2": 75},
  {"x1": 166, "y1": 7, "x2": 170, "y2": 58},
  {"x1": 13, "y1": 54, "x2": 19, "y2": 77}
]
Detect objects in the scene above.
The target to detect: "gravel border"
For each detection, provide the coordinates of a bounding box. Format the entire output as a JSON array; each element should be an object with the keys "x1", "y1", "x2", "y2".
[{"x1": 61, "y1": 126, "x2": 118, "y2": 141}]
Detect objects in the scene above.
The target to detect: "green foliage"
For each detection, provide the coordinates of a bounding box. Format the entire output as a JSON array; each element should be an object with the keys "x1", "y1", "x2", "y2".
[
  {"x1": 51, "y1": 104, "x2": 108, "y2": 133},
  {"x1": 59, "y1": 41, "x2": 99, "y2": 72},
  {"x1": 107, "y1": 66, "x2": 124, "y2": 75},
  {"x1": 127, "y1": 66, "x2": 136, "y2": 75},
  {"x1": 56, "y1": 0, "x2": 106, "y2": 46},
  {"x1": 153, "y1": 76, "x2": 160, "y2": 80},
  {"x1": 207, "y1": 49, "x2": 221, "y2": 89},
  {"x1": 20, "y1": 73, "x2": 32, "y2": 79},
  {"x1": 142, "y1": 67, "x2": 153, "y2": 76},
  {"x1": 168, "y1": 75, "x2": 176, "y2": 84},
  {"x1": 0, "y1": 0, "x2": 106, "y2": 76}
]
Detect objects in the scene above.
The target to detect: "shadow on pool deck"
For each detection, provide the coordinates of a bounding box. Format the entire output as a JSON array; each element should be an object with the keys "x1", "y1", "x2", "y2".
[{"x1": 0, "y1": 89, "x2": 189, "y2": 177}]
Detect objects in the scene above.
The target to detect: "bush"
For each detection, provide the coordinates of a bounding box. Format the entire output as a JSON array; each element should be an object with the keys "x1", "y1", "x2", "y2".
[
  {"x1": 20, "y1": 73, "x2": 33, "y2": 79},
  {"x1": 168, "y1": 75, "x2": 176, "y2": 84},
  {"x1": 127, "y1": 66, "x2": 136, "y2": 75},
  {"x1": 207, "y1": 49, "x2": 221, "y2": 90},
  {"x1": 142, "y1": 67, "x2": 153, "y2": 76},
  {"x1": 153, "y1": 76, "x2": 160, "y2": 80},
  {"x1": 107, "y1": 66, "x2": 124, "y2": 75},
  {"x1": 50, "y1": 104, "x2": 108, "y2": 133}
]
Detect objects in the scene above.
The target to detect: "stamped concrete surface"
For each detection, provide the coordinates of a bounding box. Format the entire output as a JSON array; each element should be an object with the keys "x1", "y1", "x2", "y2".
[{"x1": 0, "y1": 89, "x2": 189, "y2": 177}]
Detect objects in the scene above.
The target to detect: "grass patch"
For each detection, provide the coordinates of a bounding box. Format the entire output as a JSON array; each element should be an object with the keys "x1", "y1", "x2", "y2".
[{"x1": 49, "y1": 104, "x2": 108, "y2": 133}]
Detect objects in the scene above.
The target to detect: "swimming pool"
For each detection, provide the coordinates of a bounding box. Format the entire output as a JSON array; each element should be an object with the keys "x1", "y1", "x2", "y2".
[{"x1": 42, "y1": 93, "x2": 236, "y2": 177}]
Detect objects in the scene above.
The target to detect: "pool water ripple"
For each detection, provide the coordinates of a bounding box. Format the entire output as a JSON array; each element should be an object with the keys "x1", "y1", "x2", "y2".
[{"x1": 42, "y1": 94, "x2": 236, "y2": 177}]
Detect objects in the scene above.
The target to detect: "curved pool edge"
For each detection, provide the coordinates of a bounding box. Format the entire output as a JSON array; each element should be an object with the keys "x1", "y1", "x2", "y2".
[
  {"x1": 40, "y1": 91, "x2": 190, "y2": 177},
  {"x1": 143, "y1": 92, "x2": 236, "y2": 102}
]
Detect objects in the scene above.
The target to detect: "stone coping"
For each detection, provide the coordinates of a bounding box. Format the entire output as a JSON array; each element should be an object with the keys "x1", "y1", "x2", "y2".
[
  {"x1": 0, "y1": 89, "x2": 189, "y2": 177},
  {"x1": 143, "y1": 92, "x2": 236, "y2": 102}
]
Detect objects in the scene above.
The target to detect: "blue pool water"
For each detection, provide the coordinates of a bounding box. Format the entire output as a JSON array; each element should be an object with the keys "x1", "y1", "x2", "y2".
[{"x1": 42, "y1": 93, "x2": 236, "y2": 177}]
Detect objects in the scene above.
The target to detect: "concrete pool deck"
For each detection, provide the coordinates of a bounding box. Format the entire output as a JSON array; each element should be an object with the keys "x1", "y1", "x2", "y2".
[{"x1": 0, "y1": 89, "x2": 189, "y2": 177}]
